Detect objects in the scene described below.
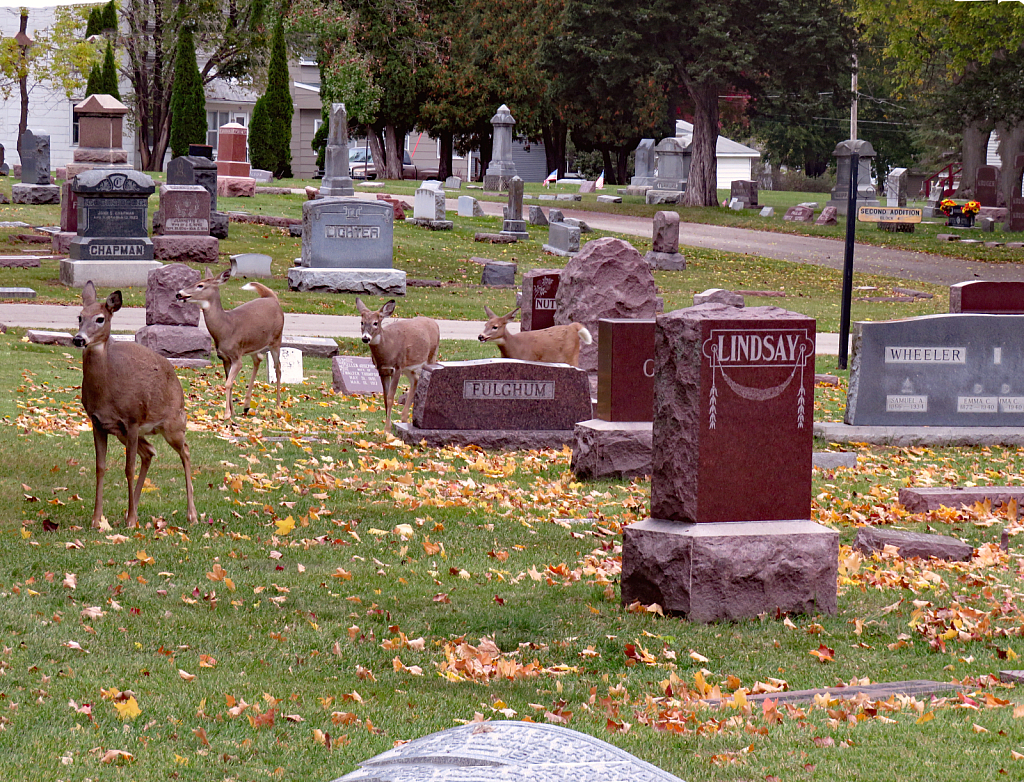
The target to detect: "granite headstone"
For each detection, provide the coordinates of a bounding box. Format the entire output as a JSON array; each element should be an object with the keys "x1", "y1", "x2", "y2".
[
  {"x1": 300, "y1": 199, "x2": 394, "y2": 268},
  {"x1": 596, "y1": 319, "x2": 655, "y2": 422},
  {"x1": 949, "y1": 281, "x2": 1024, "y2": 314},
  {"x1": 827, "y1": 139, "x2": 879, "y2": 215},
  {"x1": 976, "y1": 165, "x2": 999, "y2": 207},
  {"x1": 730, "y1": 180, "x2": 758, "y2": 208},
  {"x1": 630, "y1": 139, "x2": 657, "y2": 187},
  {"x1": 521, "y1": 269, "x2": 561, "y2": 331},
  {"x1": 19, "y1": 129, "x2": 50, "y2": 185},
  {"x1": 645, "y1": 211, "x2": 685, "y2": 270},
  {"x1": 499, "y1": 176, "x2": 528, "y2": 239},
  {"x1": 483, "y1": 105, "x2": 518, "y2": 191},
  {"x1": 332, "y1": 355, "x2": 385, "y2": 395},
  {"x1": 885, "y1": 168, "x2": 908, "y2": 207},
  {"x1": 542, "y1": 222, "x2": 580, "y2": 256},
  {"x1": 320, "y1": 103, "x2": 355, "y2": 197},
  {"x1": 69, "y1": 169, "x2": 155, "y2": 261}
]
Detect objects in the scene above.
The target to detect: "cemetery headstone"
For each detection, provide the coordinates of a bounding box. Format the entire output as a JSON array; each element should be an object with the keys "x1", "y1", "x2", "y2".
[
  {"x1": 814, "y1": 206, "x2": 838, "y2": 226},
  {"x1": 553, "y1": 237, "x2": 659, "y2": 372},
  {"x1": 975, "y1": 165, "x2": 999, "y2": 207},
  {"x1": 759, "y1": 206, "x2": 774, "y2": 217},
  {"x1": 12, "y1": 130, "x2": 60, "y2": 204},
  {"x1": 596, "y1": 194, "x2": 622, "y2": 203},
  {"x1": 646, "y1": 190, "x2": 681, "y2": 205},
  {"x1": 67, "y1": 94, "x2": 130, "y2": 177},
  {"x1": 189, "y1": 144, "x2": 213, "y2": 159},
  {"x1": 215, "y1": 123, "x2": 256, "y2": 197},
  {"x1": 332, "y1": 355, "x2": 384, "y2": 395},
  {"x1": 644, "y1": 210, "x2": 685, "y2": 270},
  {"x1": 152, "y1": 184, "x2": 218, "y2": 263},
  {"x1": 280, "y1": 335, "x2": 339, "y2": 358},
  {"x1": 483, "y1": 105, "x2": 518, "y2": 191},
  {"x1": 596, "y1": 319, "x2": 655, "y2": 422},
  {"x1": 621, "y1": 303, "x2": 836, "y2": 622},
  {"x1": 542, "y1": 222, "x2": 580, "y2": 256},
  {"x1": 578, "y1": 180, "x2": 596, "y2": 194},
  {"x1": 630, "y1": 138, "x2": 657, "y2": 189},
  {"x1": 653, "y1": 137, "x2": 690, "y2": 192},
  {"x1": 845, "y1": 313, "x2": 1024, "y2": 425},
  {"x1": 885, "y1": 167, "x2": 908, "y2": 207},
  {"x1": 0, "y1": 142, "x2": 7, "y2": 176},
  {"x1": 783, "y1": 205, "x2": 814, "y2": 222},
  {"x1": 445, "y1": 176, "x2": 462, "y2": 190},
  {"x1": 411, "y1": 186, "x2": 453, "y2": 230},
  {"x1": 53, "y1": 181, "x2": 79, "y2": 253},
  {"x1": 457, "y1": 195, "x2": 477, "y2": 217},
  {"x1": 1005, "y1": 196, "x2": 1024, "y2": 232},
  {"x1": 826, "y1": 139, "x2": 879, "y2": 215},
  {"x1": 520, "y1": 269, "x2": 561, "y2": 331},
  {"x1": 319, "y1": 103, "x2": 355, "y2": 197},
  {"x1": 167, "y1": 155, "x2": 219, "y2": 213},
  {"x1": 548, "y1": 209, "x2": 564, "y2": 224},
  {"x1": 499, "y1": 176, "x2": 529, "y2": 239},
  {"x1": 134, "y1": 264, "x2": 212, "y2": 362},
  {"x1": 528, "y1": 205, "x2": 548, "y2": 226},
  {"x1": 266, "y1": 347, "x2": 304, "y2": 384},
  {"x1": 481, "y1": 260, "x2": 517, "y2": 286},
  {"x1": 730, "y1": 180, "x2": 758, "y2": 208}
]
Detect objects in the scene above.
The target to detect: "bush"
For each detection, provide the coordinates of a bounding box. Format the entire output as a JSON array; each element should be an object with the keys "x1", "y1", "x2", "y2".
[
  {"x1": 168, "y1": 28, "x2": 207, "y2": 158},
  {"x1": 766, "y1": 167, "x2": 836, "y2": 193},
  {"x1": 248, "y1": 18, "x2": 293, "y2": 178}
]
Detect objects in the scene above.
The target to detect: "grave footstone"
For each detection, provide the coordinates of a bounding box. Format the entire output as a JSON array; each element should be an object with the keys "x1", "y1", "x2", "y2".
[
  {"x1": 332, "y1": 355, "x2": 384, "y2": 394},
  {"x1": 499, "y1": 176, "x2": 529, "y2": 239},
  {"x1": 646, "y1": 190, "x2": 681, "y2": 205},
  {"x1": 320, "y1": 103, "x2": 355, "y2": 197},
  {"x1": 644, "y1": 210, "x2": 685, "y2": 270},
  {"x1": 694, "y1": 288, "x2": 744, "y2": 307},
  {"x1": 392, "y1": 359, "x2": 593, "y2": 449},
  {"x1": 759, "y1": 206, "x2": 774, "y2": 217},
  {"x1": 596, "y1": 194, "x2": 621, "y2": 203},
  {"x1": 949, "y1": 280, "x2": 1024, "y2": 314},
  {"x1": 845, "y1": 313, "x2": 1024, "y2": 426},
  {"x1": 621, "y1": 303, "x2": 836, "y2": 621},
  {"x1": 578, "y1": 180, "x2": 596, "y2": 194},
  {"x1": 975, "y1": 165, "x2": 999, "y2": 207},
  {"x1": 521, "y1": 269, "x2": 561, "y2": 331},
  {"x1": 280, "y1": 335, "x2": 339, "y2": 358},
  {"x1": 783, "y1": 205, "x2": 814, "y2": 222},
  {"x1": 215, "y1": 123, "x2": 255, "y2": 197},
  {"x1": 481, "y1": 260, "x2": 516, "y2": 286},
  {"x1": 542, "y1": 222, "x2": 580, "y2": 256},
  {"x1": 528, "y1": 205, "x2": 548, "y2": 226},
  {"x1": 483, "y1": 105, "x2": 518, "y2": 191},
  {"x1": 898, "y1": 485, "x2": 1024, "y2": 512},
  {"x1": 853, "y1": 528, "x2": 972, "y2": 561},
  {"x1": 815, "y1": 206, "x2": 838, "y2": 226},
  {"x1": 554, "y1": 237, "x2": 659, "y2": 372}
]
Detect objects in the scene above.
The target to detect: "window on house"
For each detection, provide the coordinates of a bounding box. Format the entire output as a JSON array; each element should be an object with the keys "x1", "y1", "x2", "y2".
[
  {"x1": 313, "y1": 118, "x2": 322, "y2": 136},
  {"x1": 71, "y1": 103, "x2": 81, "y2": 145},
  {"x1": 207, "y1": 111, "x2": 230, "y2": 149}
]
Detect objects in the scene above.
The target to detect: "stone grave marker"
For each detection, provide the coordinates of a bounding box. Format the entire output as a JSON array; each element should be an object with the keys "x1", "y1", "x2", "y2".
[
  {"x1": 0, "y1": 142, "x2": 6, "y2": 176},
  {"x1": 783, "y1": 205, "x2": 814, "y2": 222},
  {"x1": 300, "y1": 200, "x2": 394, "y2": 268},
  {"x1": 457, "y1": 195, "x2": 477, "y2": 217},
  {"x1": 280, "y1": 335, "x2": 339, "y2": 358},
  {"x1": 521, "y1": 269, "x2": 561, "y2": 331},
  {"x1": 332, "y1": 355, "x2": 384, "y2": 394},
  {"x1": 134, "y1": 264, "x2": 212, "y2": 362},
  {"x1": 167, "y1": 155, "x2": 219, "y2": 212},
  {"x1": 67, "y1": 94, "x2": 130, "y2": 177},
  {"x1": 644, "y1": 211, "x2": 685, "y2": 270},
  {"x1": 621, "y1": 303, "x2": 836, "y2": 622},
  {"x1": 230, "y1": 253, "x2": 272, "y2": 278},
  {"x1": 694, "y1": 288, "x2": 744, "y2": 307},
  {"x1": 827, "y1": 139, "x2": 879, "y2": 215},
  {"x1": 153, "y1": 183, "x2": 219, "y2": 263},
  {"x1": 976, "y1": 165, "x2": 999, "y2": 207},
  {"x1": 630, "y1": 138, "x2": 657, "y2": 189},
  {"x1": 320, "y1": 103, "x2": 355, "y2": 197},
  {"x1": 548, "y1": 208, "x2": 564, "y2": 223},
  {"x1": 528, "y1": 205, "x2": 548, "y2": 226},
  {"x1": 578, "y1": 180, "x2": 596, "y2": 194},
  {"x1": 759, "y1": 206, "x2": 774, "y2": 217},
  {"x1": 730, "y1": 180, "x2": 758, "y2": 207},
  {"x1": 885, "y1": 167, "x2": 908, "y2": 207},
  {"x1": 853, "y1": 527, "x2": 972, "y2": 561},
  {"x1": 411, "y1": 186, "x2": 452, "y2": 229},
  {"x1": 12, "y1": 130, "x2": 60, "y2": 204},
  {"x1": 215, "y1": 123, "x2": 255, "y2": 197},
  {"x1": 1006, "y1": 197, "x2": 1024, "y2": 232},
  {"x1": 266, "y1": 347, "x2": 304, "y2": 384},
  {"x1": 554, "y1": 237, "x2": 659, "y2": 372},
  {"x1": 596, "y1": 319, "x2": 655, "y2": 422},
  {"x1": 898, "y1": 485, "x2": 1024, "y2": 512},
  {"x1": 949, "y1": 280, "x2": 1024, "y2": 314},
  {"x1": 445, "y1": 176, "x2": 462, "y2": 189},
  {"x1": 542, "y1": 222, "x2": 580, "y2": 256},
  {"x1": 483, "y1": 105, "x2": 518, "y2": 191},
  {"x1": 499, "y1": 176, "x2": 529, "y2": 239},
  {"x1": 653, "y1": 137, "x2": 690, "y2": 192},
  {"x1": 845, "y1": 313, "x2": 1024, "y2": 426},
  {"x1": 815, "y1": 206, "x2": 838, "y2": 226},
  {"x1": 481, "y1": 260, "x2": 516, "y2": 286}
]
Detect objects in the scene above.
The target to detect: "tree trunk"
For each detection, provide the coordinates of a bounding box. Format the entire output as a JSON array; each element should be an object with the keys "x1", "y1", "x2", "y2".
[
  {"x1": 600, "y1": 148, "x2": 613, "y2": 184},
  {"x1": 615, "y1": 149, "x2": 629, "y2": 186},
  {"x1": 543, "y1": 120, "x2": 567, "y2": 179},
  {"x1": 367, "y1": 127, "x2": 387, "y2": 180},
  {"x1": 384, "y1": 125, "x2": 404, "y2": 180},
  {"x1": 995, "y1": 122, "x2": 1024, "y2": 204},
  {"x1": 682, "y1": 79, "x2": 720, "y2": 207},
  {"x1": 477, "y1": 128, "x2": 493, "y2": 180},
  {"x1": 955, "y1": 121, "x2": 991, "y2": 198},
  {"x1": 16, "y1": 11, "x2": 29, "y2": 161},
  {"x1": 438, "y1": 131, "x2": 453, "y2": 181}
]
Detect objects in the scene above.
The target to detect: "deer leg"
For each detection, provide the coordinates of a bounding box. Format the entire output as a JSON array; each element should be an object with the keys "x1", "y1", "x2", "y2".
[
  {"x1": 243, "y1": 353, "x2": 262, "y2": 415},
  {"x1": 91, "y1": 425, "x2": 108, "y2": 529},
  {"x1": 270, "y1": 347, "x2": 282, "y2": 409},
  {"x1": 379, "y1": 369, "x2": 395, "y2": 431},
  {"x1": 121, "y1": 425, "x2": 141, "y2": 528},
  {"x1": 163, "y1": 422, "x2": 198, "y2": 524},
  {"x1": 223, "y1": 359, "x2": 244, "y2": 419},
  {"x1": 132, "y1": 436, "x2": 157, "y2": 512},
  {"x1": 399, "y1": 369, "x2": 418, "y2": 424}
]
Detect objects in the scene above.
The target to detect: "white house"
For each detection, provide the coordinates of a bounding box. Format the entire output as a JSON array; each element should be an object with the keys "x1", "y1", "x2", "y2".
[{"x1": 674, "y1": 120, "x2": 761, "y2": 190}]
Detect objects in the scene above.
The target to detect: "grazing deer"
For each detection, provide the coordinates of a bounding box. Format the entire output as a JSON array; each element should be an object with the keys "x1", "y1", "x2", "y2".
[
  {"x1": 73, "y1": 282, "x2": 198, "y2": 528},
  {"x1": 355, "y1": 298, "x2": 440, "y2": 432},
  {"x1": 478, "y1": 305, "x2": 592, "y2": 366},
  {"x1": 176, "y1": 268, "x2": 285, "y2": 418}
]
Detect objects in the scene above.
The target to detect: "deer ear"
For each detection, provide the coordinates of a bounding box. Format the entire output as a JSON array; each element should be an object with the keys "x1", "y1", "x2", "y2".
[
  {"x1": 219, "y1": 269, "x2": 231, "y2": 283},
  {"x1": 484, "y1": 305, "x2": 496, "y2": 319},
  {"x1": 506, "y1": 306, "x2": 521, "y2": 320},
  {"x1": 354, "y1": 297, "x2": 368, "y2": 314},
  {"x1": 106, "y1": 291, "x2": 123, "y2": 312},
  {"x1": 204, "y1": 268, "x2": 214, "y2": 279},
  {"x1": 82, "y1": 280, "x2": 97, "y2": 306},
  {"x1": 381, "y1": 300, "x2": 396, "y2": 317}
]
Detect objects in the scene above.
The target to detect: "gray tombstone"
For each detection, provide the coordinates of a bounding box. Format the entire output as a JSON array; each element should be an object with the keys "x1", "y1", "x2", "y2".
[
  {"x1": 332, "y1": 356, "x2": 384, "y2": 395},
  {"x1": 300, "y1": 199, "x2": 394, "y2": 268},
  {"x1": 827, "y1": 139, "x2": 879, "y2": 215},
  {"x1": 528, "y1": 205, "x2": 548, "y2": 226},
  {"x1": 68, "y1": 169, "x2": 155, "y2": 261},
  {"x1": 167, "y1": 155, "x2": 219, "y2": 212},
  {"x1": 0, "y1": 142, "x2": 7, "y2": 176},
  {"x1": 644, "y1": 210, "x2": 685, "y2": 270},
  {"x1": 320, "y1": 103, "x2": 355, "y2": 197},
  {"x1": 653, "y1": 137, "x2": 690, "y2": 192},
  {"x1": 499, "y1": 176, "x2": 528, "y2": 240},
  {"x1": 483, "y1": 105, "x2": 518, "y2": 191},
  {"x1": 457, "y1": 195, "x2": 477, "y2": 217},
  {"x1": 481, "y1": 260, "x2": 517, "y2": 286},
  {"x1": 444, "y1": 176, "x2": 462, "y2": 190},
  {"x1": 631, "y1": 138, "x2": 657, "y2": 186},
  {"x1": 542, "y1": 222, "x2": 580, "y2": 256},
  {"x1": 20, "y1": 129, "x2": 50, "y2": 185},
  {"x1": 885, "y1": 168, "x2": 908, "y2": 207}
]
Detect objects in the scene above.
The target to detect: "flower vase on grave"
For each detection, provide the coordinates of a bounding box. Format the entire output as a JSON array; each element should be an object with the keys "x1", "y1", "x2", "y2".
[{"x1": 946, "y1": 206, "x2": 975, "y2": 229}]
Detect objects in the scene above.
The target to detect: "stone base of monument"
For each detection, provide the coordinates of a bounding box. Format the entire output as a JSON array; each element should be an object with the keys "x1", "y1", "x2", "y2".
[
  {"x1": 287, "y1": 267, "x2": 407, "y2": 296},
  {"x1": 408, "y1": 217, "x2": 453, "y2": 230},
  {"x1": 135, "y1": 325, "x2": 212, "y2": 359},
  {"x1": 72, "y1": 147, "x2": 129, "y2": 166},
  {"x1": 541, "y1": 243, "x2": 578, "y2": 257},
  {"x1": 572, "y1": 420, "x2": 652, "y2": 479},
  {"x1": 12, "y1": 183, "x2": 60, "y2": 205},
  {"x1": 815, "y1": 422, "x2": 1024, "y2": 447},
  {"x1": 621, "y1": 518, "x2": 839, "y2": 622},
  {"x1": 625, "y1": 185, "x2": 651, "y2": 196},
  {"x1": 394, "y1": 422, "x2": 576, "y2": 450},
  {"x1": 51, "y1": 231, "x2": 75, "y2": 255},
  {"x1": 69, "y1": 236, "x2": 154, "y2": 261},
  {"x1": 482, "y1": 174, "x2": 511, "y2": 192},
  {"x1": 153, "y1": 235, "x2": 219, "y2": 264},
  {"x1": 217, "y1": 177, "x2": 256, "y2": 198},
  {"x1": 644, "y1": 250, "x2": 686, "y2": 270},
  {"x1": 500, "y1": 219, "x2": 529, "y2": 240},
  {"x1": 646, "y1": 190, "x2": 683, "y2": 205},
  {"x1": 211, "y1": 211, "x2": 229, "y2": 239},
  {"x1": 60, "y1": 259, "x2": 164, "y2": 288}
]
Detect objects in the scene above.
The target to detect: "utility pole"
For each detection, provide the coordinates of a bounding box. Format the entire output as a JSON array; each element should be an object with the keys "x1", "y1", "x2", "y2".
[{"x1": 850, "y1": 54, "x2": 858, "y2": 141}]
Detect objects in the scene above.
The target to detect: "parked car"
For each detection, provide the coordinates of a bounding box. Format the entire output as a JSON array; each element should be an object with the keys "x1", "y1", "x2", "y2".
[{"x1": 349, "y1": 148, "x2": 418, "y2": 180}]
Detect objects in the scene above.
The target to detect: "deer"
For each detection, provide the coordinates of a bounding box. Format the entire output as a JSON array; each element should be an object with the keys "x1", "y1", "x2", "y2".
[
  {"x1": 73, "y1": 282, "x2": 198, "y2": 529},
  {"x1": 355, "y1": 298, "x2": 440, "y2": 432},
  {"x1": 176, "y1": 268, "x2": 285, "y2": 419},
  {"x1": 478, "y1": 305, "x2": 592, "y2": 366}
]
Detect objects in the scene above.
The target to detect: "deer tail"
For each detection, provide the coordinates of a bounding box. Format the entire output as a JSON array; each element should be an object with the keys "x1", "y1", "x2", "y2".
[
  {"x1": 241, "y1": 281, "x2": 279, "y2": 300},
  {"x1": 577, "y1": 326, "x2": 593, "y2": 345}
]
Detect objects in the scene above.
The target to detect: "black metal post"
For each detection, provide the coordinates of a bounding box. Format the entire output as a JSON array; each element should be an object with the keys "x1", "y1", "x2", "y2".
[{"x1": 837, "y1": 153, "x2": 859, "y2": 370}]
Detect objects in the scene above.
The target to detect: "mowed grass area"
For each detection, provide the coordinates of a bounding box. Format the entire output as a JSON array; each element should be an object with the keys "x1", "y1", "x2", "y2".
[
  {"x1": 0, "y1": 338, "x2": 1022, "y2": 781},
  {"x1": 0, "y1": 188, "x2": 951, "y2": 332}
]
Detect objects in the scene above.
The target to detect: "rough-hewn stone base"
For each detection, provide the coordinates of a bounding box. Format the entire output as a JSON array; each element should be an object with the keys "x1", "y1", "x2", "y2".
[
  {"x1": 153, "y1": 235, "x2": 220, "y2": 263},
  {"x1": 60, "y1": 260, "x2": 164, "y2": 288},
  {"x1": 51, "y1": 231, "x2": 75, "y2": 255},
  {"x1": 134, "y1": 325, "x2": 212, "y2": 359},
  {"x1": 12, "y1": 183, "x2": 60, "y2": 205},
  {"x1": 572, "y1": 420, "x2": 652, "y2": 479},
  {"x1": 287, "y1": 267, "x2": 406, "y2": 296},
  {"x1": 408, "y1": 218, "x2": 453, "y2": 230},
  {"x1": 621, "y1": 518, "x2": 839, "y2": 621},
  {"x1": 394, "y1": 422, "x2": 575, "y2": 450},
  {"x1": 645, "y1": 190, "x2": 682, "y2": 205},
  {"x1": 643, "y1": 250, "x2": 686, "y2": 270},
  {"x1": 853, "y1": 527, "x2": 972, "y2": 561},
  {"x1": 898, "y1": 485, "x2": 1024, "y2": 512},
  {"x1": 542, "y1": 243, "x2": 577, "y2": 257},
  {"x1": 217, "y1": 177, "x2": 256, "y2": 197}
]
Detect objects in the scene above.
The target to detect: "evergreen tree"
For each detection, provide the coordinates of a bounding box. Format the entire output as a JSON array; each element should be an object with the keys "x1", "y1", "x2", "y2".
[
  {"x1": 85, "y1": 63, "x2": 103, "y2": 97},
  {"x1": 100, "y1": 40, "x2": 120, "y2": 100},
  {"x1": 249, "y1": 17, "x2": 293, "y2": 178},
  {"x1": 101, "y1": 1, "x2": 118, "y2": 33},
  {"x1": 85, "y1": 7, "x2": 103, "y2": 37},
  {"x1": 168, "y1": 27, "x2": 208, "y2": 157}
]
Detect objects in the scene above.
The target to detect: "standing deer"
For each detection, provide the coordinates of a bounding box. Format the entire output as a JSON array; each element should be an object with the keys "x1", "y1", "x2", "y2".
[
  {"x1": 74, "y1": 282, "x2": 198, "y2": 528},
  {"x1": 478, "y1": 305, "x2": 592, "y2": 366},
  {"x1": 176, "y1": 268, "x2": 285, "y2": 418},
  {"x1": 355, "y1": 298, "x2": 440, "y2": 432}
]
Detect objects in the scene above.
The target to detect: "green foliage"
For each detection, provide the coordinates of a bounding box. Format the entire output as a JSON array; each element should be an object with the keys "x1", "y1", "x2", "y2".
[
  {"x1": 168, "y1": 28, "x2": 208, "y2": 158},
  {"x1": 101, "y1": 0, "x2": 118, "y2": 33},
  {"x1": 100, "y1": 40, "x2": 120, "y2": 100},
  {"x1": 85, "y1": 7, "x2": 103, "y2": 37},
  {"x1": 249, "y1": 17, "x2": 293, "y2": 178},
  {"x1": 85, "y1": 63, "x2": 103, "y2": 97}
]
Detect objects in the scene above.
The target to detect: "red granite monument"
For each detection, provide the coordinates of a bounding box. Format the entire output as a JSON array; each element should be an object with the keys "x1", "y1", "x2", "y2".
[
  {"x1": 621, "y1": 303, "x2": 838, "y2": 622},
  {"x1": 215, "y1": 123, "x2": 255, "y2": 197},
  {"x1": 949, "y1": 280, "x2": 1024, "y2": 314},
  {"x1": 596, "y1": 319, "x2": 655, "y2": 422},
  {"x1": 521, "y1": 269, "x2": 561, "y2": 331}
]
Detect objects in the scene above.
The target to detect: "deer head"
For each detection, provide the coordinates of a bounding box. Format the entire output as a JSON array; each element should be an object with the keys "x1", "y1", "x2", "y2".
[
  {"x1": 356, "y1": 298, "x2": 396, "y2": 345},
  {"x1": 73, "y1": 281, "x2": 122, "y2": 349},
  {"x1": 478, "y1": 305, "x2": 520, "y2": 343},
  {"x1": 176, "y1": 267, "x2": 230, "y2": 309}
]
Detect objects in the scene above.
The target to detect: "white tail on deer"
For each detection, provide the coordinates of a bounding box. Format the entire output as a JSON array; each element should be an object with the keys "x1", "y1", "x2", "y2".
[
  {"x1": 478, "y1": 305, "x2": 592, "y2": 366},
  {"x1": 355, "y1": 298, "x2": 440, "y2": 432},
  {"x1": 73, "y1": 282, "x2": 198, "y2": 528},
  {"x1": 176, "y1": 268, "x2": 285, "y2": 418}
]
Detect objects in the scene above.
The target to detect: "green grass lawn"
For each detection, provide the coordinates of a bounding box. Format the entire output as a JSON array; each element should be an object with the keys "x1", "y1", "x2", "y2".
[{"x1": 0, "y1": 338, "x2": 1021, "y2": 781}]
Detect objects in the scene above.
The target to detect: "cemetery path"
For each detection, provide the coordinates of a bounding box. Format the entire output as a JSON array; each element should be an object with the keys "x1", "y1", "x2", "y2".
[{"x1": 465, "y1": 198, "x2": 1024, "y2": 287}]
